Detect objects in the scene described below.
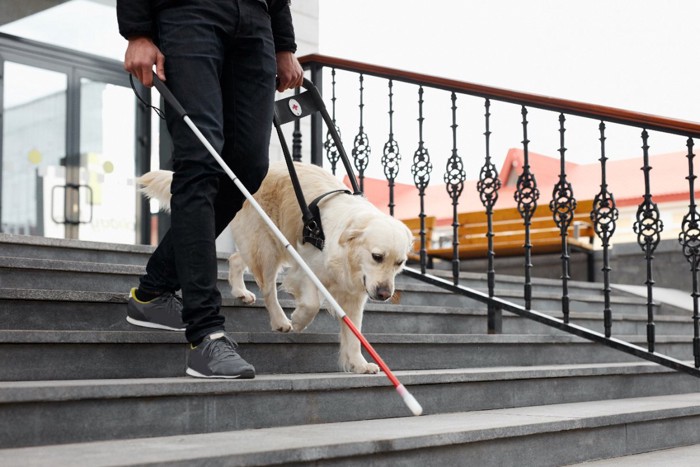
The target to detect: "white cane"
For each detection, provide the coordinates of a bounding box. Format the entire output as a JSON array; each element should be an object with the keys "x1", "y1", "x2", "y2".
[{"x1": 150, "y1": 74, "x2": 422, "y2": 416}]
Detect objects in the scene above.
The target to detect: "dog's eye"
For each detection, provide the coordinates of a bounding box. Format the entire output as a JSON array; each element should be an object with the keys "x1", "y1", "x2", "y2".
[
  {"x1": 372, "y1": 253, "x2": 384, "y2": 263},
  {"x1": 395, "y1": 260, "x2": 405, "y2": 267}
]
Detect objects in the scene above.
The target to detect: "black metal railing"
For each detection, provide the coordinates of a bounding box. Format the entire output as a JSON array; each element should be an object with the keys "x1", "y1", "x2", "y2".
[{"x1": 297, "y1": 54, "x2": 700, "y2": 378}]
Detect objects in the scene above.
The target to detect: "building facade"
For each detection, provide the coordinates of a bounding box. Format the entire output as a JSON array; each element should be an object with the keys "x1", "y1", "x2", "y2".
[{"x1": 0, "y1": 0, "x2": 320, "y2": 248}]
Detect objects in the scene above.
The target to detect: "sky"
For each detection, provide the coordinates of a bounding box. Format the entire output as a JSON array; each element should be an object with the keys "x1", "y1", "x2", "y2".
[
  {"x1": 316, "y1": 0, "x2": 700, "y2": 182},
  {"x1": 319, "y1": 0, "x2": 698, "y2": 122},
  {"x1": 2, "y1": 0, "x2": 698, "y2": 183}
]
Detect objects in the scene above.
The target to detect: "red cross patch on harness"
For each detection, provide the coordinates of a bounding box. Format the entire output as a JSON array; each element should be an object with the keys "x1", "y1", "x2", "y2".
[{"x1": 288, "y1": 98, "x2": 302, "y2": 117}]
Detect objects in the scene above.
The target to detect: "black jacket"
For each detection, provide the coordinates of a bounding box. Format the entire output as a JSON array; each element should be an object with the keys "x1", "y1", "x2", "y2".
[{"x1": 116, "y1": 0, "x2": 297, "y2": 53}]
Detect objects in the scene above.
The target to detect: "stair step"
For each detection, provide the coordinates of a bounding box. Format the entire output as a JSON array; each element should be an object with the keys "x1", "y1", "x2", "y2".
[
  {"x1": 0, "y1": 232, "x2": 231, "y2": 267},
  {"x1": 0, "y1": 235, "x2": 682, "y2": 315},
  {"x1": 3, "y1": 393, "x2": 700, "y2": 466},
  {"x1": 1, "y1": 256, "x2": 667, "y2": 317},
  {"x1": 1, "y1": 330, "x2": 694, "y2": 381},
  {"x1": 1, "y1": 288, "x2": 691, "y2": 337},
  {"x1": 1, "y1": 233, "x2": 617, "y2": 302},
  {"x1": 1, "y1": 363, "x2": 698, "y2": 449}
]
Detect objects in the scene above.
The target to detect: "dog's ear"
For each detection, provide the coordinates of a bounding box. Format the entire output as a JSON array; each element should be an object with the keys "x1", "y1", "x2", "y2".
[
  {"x1": 405, "y1": 225, "x2": 415, "y2": 253},
  {"x1": 339, "y1": 215, "x2": 370, "y2": 245},
  {"x1": 339, "y1": 228, "x2": 363, "y2": 245}
]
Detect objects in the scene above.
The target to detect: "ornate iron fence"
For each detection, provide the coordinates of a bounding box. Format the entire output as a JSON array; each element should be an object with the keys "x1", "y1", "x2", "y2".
[{"x1": 297, "y1": 54, "x2": 700, "y2": 378}]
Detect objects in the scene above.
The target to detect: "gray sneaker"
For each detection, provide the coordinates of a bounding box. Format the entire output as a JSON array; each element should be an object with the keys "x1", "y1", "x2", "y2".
[
  {"x1": 186, "y1": 332, "x2": 255, "y2": 379},
  {"x1": 126, "y1": 287, "x2": 186, "y2": 331}
]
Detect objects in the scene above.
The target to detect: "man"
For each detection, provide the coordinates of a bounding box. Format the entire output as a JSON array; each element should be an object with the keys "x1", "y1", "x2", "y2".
[{"x1": 117, "y1": 0, "x2": 304, "y2": 378}]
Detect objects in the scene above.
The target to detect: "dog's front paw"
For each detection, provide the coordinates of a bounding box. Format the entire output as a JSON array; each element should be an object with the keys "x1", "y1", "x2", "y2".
[
  {"x1": 342, "y1": 356, "x2": 380, "y2": 374},
  {"x1": 359, "y1": 362, "x2": 380, "y2": 374},
  {"x1": 270, "y1": 316, "x2": 293, "y2": 333},
  {"x1": 234, "y1": 289, "x2": 256, "y2": 304}
]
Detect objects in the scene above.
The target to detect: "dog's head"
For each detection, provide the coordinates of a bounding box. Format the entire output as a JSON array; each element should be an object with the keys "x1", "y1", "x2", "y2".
[{"x1": 339, "y1": 213, "x2": 413, "y2": 302}]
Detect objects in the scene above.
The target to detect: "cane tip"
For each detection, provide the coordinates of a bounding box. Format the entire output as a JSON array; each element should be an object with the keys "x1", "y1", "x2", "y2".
[{"x1": 397, "y1": 384, "x2": 423, "y2": 416}]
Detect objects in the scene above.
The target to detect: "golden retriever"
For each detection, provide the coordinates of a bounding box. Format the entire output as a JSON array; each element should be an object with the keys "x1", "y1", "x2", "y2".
[{"x1": 138, "y1": 161, "x2": 413, "y2": 374}]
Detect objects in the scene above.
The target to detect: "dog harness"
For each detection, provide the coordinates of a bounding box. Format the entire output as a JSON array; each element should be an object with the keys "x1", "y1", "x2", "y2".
[
  {"x1": 303, "y1": 189, "x2": 353, "y2": 250},
  {"x1": 271, "y1": 81, "x2": 363, "y2": 252}
]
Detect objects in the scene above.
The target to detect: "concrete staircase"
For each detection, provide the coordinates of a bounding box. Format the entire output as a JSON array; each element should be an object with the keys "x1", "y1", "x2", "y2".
[{"x1": 1, "y1": 232, "x2": 700, "y2": 466}]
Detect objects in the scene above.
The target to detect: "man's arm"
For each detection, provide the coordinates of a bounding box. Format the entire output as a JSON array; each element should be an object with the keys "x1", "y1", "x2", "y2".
[
  {"x1": 117, "y1": 0, "x2": 165, "y2": 87},
  {"x1": 116, "y1": 0, "x2": 153, "y2": 40},
  {"x1": 268, "y1": 0, "x2": 297, "y2": 54},
  {"x1": 268, "y1": 1, "x2": 304, "y2": 92}
]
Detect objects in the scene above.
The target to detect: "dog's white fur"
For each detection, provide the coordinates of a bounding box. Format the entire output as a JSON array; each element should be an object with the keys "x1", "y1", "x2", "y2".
[{"x1": 138, "y1": 161, "x2": 413, "y2": 374}]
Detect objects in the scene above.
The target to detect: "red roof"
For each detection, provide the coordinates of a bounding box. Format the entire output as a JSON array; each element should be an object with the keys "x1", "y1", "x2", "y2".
[{"x1": 353, "y1": 148, "x2": 700, "y2": 225}]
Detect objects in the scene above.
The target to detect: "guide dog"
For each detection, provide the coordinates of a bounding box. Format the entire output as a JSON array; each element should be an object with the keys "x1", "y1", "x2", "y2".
[{"x1": 139, "y1": 161, "x2": 413, "y2": 373}]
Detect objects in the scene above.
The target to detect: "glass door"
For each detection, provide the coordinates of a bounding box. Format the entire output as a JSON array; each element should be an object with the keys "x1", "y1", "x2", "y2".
[
  {"x1": 1, "y1": 61, "x2": 68, "y2": 238},
  {"x1": 77, "y1": 77, "x2": 138, "y2": 243},
  {"x1": 0, "y1": 33, "x2": 152, "y2": 245}
]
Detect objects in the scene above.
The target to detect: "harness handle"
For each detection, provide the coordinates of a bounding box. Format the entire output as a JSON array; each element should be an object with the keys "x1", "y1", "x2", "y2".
[{"x1": 273, "y1": 79, "x2": 362, "y2": 250}]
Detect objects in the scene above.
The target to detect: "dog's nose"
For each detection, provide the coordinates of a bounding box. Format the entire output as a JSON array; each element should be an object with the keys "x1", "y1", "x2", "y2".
[{"x1": 374, "y1": 285, "x2": 393, "y2": 301}]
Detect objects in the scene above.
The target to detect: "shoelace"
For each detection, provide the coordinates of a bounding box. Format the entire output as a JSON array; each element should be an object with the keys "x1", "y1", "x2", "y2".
[
  {"x1": 160, "y1": 292, "x2": 183, "y2": 313},
  {"x1": 201, "y1": 335, "x2": 239, "y2": 359}
]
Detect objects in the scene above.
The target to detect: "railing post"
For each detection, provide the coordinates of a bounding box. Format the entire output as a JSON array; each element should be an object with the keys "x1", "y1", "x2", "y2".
[
  {"x1": 515, "y1": 106, "x2": 540, "y2": 310},
  {"x1": 488, "y1": 306, "x2": 502, "y2": 334},
  {"x1": 411, "y1": 86, "x2": 432, "y2": 274},
  {"x1": 478, "y1": 98, "x2": 502, "y2": 334},
  {"x1": 444, "y1": 92, "x2": 466, "y2": 285},
  {"x1": 382, "y1": 79, "x2": 401, "y2": 217},
  {"x1": 679, "y1": 137, "x2": 700, "y2": 367},
  {"x1": 322, "y1": 68, "x2": 341, "y2": 174},
  {"x1": 592, "y1": 121, "x2": 619, "y2": 338},
  {"x1": 352, "y1": 73, "x2": 370, "y2": 191},
  {"x1": 309, "y1": 63, "x2": 323, "y2": 167},
  {"x1": 550, "y1": 113, "x2": 576, "y2": 324},
  {"x1": 634, "y1": 129, "x2": 663, "y2": 353}
]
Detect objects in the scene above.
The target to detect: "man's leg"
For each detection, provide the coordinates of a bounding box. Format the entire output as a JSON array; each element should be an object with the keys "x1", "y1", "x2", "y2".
[
  {"x1": 156, "y1": 4, "x2": 235, "y2": 345},
  {"x1": 213, "y1": 0, "x2": 277, "y2": 231}
]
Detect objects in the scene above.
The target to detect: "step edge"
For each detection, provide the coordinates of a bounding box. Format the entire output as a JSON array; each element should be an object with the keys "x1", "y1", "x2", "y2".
[{"x1": 3, "y1": 394, "x2": 700, "y2": 466}]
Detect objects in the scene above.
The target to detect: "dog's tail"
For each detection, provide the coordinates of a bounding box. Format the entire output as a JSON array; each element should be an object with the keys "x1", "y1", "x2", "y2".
[{"x1": 138, "y1": 170, "x2": 173, "y2": 212}]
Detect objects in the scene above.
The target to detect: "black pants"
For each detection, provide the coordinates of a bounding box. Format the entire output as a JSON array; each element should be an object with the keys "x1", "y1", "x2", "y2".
[{"x1": 140, "y1": 0, "x2": 276, "y2": 344}]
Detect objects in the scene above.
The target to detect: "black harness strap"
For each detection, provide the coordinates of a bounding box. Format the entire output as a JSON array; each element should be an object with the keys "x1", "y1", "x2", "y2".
[
  {"x1": 273, "y1": 79, "x2": 362, "y2": 251},
  {"x1": 303, "y1": 189, "x2": 352, "y2": 249}
]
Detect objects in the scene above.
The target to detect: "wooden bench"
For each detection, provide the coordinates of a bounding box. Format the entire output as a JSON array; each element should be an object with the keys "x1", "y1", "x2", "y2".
[
  {"x1": 401, "y1": 215, "x2": 436, "y2": 263},
  {"x1": 426, "y1": 199, "x2": 596, "y2": 280}
]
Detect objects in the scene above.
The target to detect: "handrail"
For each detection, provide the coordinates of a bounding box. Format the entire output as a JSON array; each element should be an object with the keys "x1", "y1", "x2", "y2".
[{"x1": 299, "y1": 53, "x2": 700, "y2": 138}]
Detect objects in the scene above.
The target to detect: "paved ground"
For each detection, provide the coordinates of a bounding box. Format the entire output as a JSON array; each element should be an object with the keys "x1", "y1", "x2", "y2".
[{"x1": 568, "y1": 443, "x2": 700, "y2": 466}]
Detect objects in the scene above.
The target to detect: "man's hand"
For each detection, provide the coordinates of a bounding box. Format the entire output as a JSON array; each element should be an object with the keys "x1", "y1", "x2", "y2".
[
  {"x1": 124, "y1": 36, "x2": 165, "y2": 87},
  {"x1": 275, "y1": 51, "x2": 304, "y2": 92}
]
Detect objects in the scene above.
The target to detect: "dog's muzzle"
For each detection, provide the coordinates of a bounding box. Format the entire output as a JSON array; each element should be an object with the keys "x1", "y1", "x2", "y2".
[{"x1": 371, "y1": 284, "x2": 393, "y2": 302}]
